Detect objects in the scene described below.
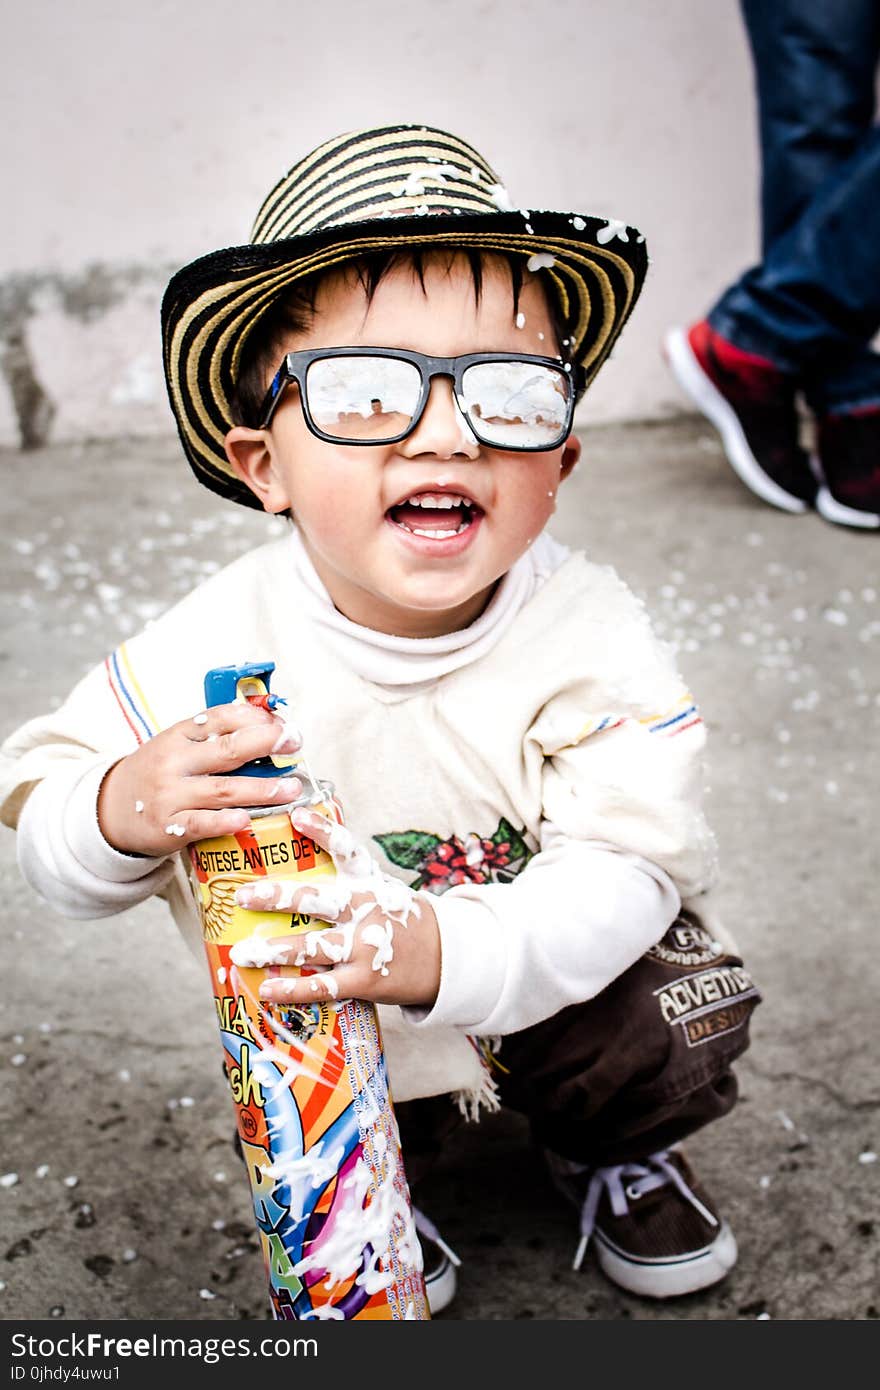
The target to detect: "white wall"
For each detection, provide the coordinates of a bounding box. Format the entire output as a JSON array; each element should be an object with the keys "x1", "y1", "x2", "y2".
[{"x1": 1, "y1": 0, "x2": 759, "y2": 445}]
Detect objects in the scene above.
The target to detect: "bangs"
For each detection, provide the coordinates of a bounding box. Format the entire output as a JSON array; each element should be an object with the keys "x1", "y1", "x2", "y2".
[{"x1": 231, "y1": 247, "x2": 572, "y2": 429}]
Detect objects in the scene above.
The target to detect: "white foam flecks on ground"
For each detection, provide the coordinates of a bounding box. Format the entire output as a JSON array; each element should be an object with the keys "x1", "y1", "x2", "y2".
[
  {"x1": 776, "y1": 1110, "x2": 809, "y2": 1146},
  {"x1": 4, "y1": 481, "x2": 287, "y2": 671},
  {"x1": 642, "y1": 527, "x2": 880, "y2": 822},
  {"x1": 858, "y1": 1151, "x2": 877, "y2": 1164},
  {"x1": 1, "y1": 1173, "x2": 19, "y2": 1188}
]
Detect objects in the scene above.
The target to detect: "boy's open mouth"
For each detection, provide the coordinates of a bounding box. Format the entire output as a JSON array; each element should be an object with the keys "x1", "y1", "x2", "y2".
[{"x1": 386, "y1": 491, "x2": 484, "y2": 539}]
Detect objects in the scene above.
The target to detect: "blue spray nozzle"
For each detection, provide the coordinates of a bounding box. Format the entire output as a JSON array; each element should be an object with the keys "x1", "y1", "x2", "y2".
[
  {"x1": 203, "y1": 662, "x2": 297, "y2": 780},
  {"x1": 205, "y1": 661, "x2": 277, "y2": 709}
]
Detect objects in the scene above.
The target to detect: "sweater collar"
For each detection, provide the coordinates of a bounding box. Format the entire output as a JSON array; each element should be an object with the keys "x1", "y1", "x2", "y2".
[{"x1": 287, "y1": 526, "x2": 569, "y2": 689}]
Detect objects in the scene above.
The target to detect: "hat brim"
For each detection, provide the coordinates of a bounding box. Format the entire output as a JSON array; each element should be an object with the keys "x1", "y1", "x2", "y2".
[{"x1": 161, "y1": 209, "x2": 648, "y2": 509}]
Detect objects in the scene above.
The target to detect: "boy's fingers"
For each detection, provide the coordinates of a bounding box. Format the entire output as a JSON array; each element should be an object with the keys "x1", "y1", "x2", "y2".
[
  {"x1": 184, "y1": 721, "x2": 302, "y2": 775},
  {"x1": 182, "y1": 702, "x2": 278, "y2": 740},
  {"x1": 183, "y1": 702, "x2": 303, "y2": 751},
  {"x1": 259, "y1": 963, "x2": 359, "y2": 1006},
  {"x1": 186, "y1": 774, "x2": 303, "y2": 809},
  {"x1": 230, "y1": 928, "x2": 345, "y2": 970},
  {"x1": 234, "y1": 879, "x2": 348, "y2": 922},
  {"x1": 290, "y1": 808, "x2": 363, "y2": 870},
  {"x1": 154, "y1": 808, "x2": 252, "y2": 845},
  {"x1": 289, "y1": 806, "x2": 335, "y2": 847},
  {"x1": 232, "y1": 879, "x2": 335, "y2": 917},
  {"x1": 229, "y1": 932, "x2": 302, "y2": 969}
]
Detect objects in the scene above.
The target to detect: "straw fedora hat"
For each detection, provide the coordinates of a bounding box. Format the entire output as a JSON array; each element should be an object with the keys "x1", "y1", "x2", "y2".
[{"x1": 161, "y1": 123, "x2": 649, "y2": 509}]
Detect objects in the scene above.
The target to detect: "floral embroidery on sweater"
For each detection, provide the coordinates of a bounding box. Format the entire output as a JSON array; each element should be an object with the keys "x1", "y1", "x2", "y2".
[{"x1": 373, "y1": 817, "x2": 532, "y2": 894}]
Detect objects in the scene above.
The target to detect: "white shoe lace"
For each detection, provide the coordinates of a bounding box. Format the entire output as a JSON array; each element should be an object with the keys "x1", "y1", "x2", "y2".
[
  {"x1": 545, "y1": 1148, "x2": 719, "y2": 1271},
  {"x1": 412, "y1": 1207, "x2": 462, "y2": 1268}
]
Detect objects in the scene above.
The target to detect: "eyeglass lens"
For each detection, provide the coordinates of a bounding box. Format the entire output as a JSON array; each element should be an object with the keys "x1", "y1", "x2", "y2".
[
  {"x1": 304, "y1": 355, "x2": 570, "y2": 447},
  {"x1": 306, "y1": 356, "x2": 422, "y2": 440},
  {"x1": 461, "y1": 361, "x2": 569, "y2": 447}
]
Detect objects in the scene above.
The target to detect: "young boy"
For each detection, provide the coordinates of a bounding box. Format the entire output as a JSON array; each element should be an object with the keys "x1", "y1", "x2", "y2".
[{"x1": 0, "y1": 124, "x2": 760, "y2": 1315}]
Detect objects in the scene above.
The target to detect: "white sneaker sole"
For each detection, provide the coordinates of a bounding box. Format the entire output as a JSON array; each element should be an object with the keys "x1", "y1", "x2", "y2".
[
  {"x1": 425, "y1": 1256, "x2": 458, "y2": 1316},
  {"x1": 663, "y1": 326, "x2": 808, "y2": 513},
  {"x1": 815, "y1": 481, "x2": 880, "y2": 530},
  {"x1": 595, "y1": 1219, "x2": 738, "y2": 1299}
]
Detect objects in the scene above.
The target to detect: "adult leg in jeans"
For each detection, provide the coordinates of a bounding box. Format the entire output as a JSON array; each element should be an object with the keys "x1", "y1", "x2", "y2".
[
  {"x1": 709, "y1": 0, "x2": 880, "y2": 406},
  {"x1": 665, "y1": 1, "x2": 880, "y2": 524},
  {"x1": 709, "y1": 1, "x2": 880, "y2": 526},
  {"x1": 744, "y1": 0, "x2": 880, "y2": 250}
]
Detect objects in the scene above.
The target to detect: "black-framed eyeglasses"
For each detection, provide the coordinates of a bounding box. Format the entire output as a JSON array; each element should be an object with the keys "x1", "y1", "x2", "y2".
[{"x1": 257, "y1": 347, "x2": 585, "y2": 452}]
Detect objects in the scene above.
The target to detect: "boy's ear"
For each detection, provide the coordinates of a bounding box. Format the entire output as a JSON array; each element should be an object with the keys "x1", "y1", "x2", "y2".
[
  {"x1": 224, "y1": 427, "x2": 291, "y2": 513},
  {"x1": 559, "y1": 432, "x2": 581, "y2": 482}
]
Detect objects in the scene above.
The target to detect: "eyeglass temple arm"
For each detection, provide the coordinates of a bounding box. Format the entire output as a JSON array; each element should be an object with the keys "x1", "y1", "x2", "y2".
[{"x1": 257, "y1": 361, "x2": 294, "y2": 429}]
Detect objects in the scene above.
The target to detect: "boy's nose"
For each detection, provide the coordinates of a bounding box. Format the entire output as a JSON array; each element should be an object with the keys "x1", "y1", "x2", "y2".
[{"x1": 399, "y1": 377, "x2": 480, "y2": 461}]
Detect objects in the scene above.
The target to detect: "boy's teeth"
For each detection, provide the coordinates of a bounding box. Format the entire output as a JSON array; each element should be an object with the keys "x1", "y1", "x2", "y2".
[
  {"x1": 407, "y1": 493, "x2": 468, "y2": 508},
  {"x1": 409, "y1": 522, "x2": 470, "y2": 538},
  {"x1": 388, "y1": 492, "x2": 479, "y2": 538}
]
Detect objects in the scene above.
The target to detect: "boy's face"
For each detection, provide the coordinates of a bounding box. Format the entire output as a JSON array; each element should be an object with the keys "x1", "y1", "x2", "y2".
[{"x1": 225, "y1": 255, "x2": 580, "y2": 638}]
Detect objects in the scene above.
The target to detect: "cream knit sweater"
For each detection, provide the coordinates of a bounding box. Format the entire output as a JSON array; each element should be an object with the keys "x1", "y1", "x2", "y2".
[{"x1": 0, "y1": 530, "x2": 726, "y2": 1109}]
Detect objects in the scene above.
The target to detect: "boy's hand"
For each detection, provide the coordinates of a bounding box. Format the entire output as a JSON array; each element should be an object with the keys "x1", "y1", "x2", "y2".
[
  {"x1": 97, "y1": 703, "x2": 303, "y2": 857},
  {"x1": 230, "y1": 807, "x2": 442, "y2": 1009}
]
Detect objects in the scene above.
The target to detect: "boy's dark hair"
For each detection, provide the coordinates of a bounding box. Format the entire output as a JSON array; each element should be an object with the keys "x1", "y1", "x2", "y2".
[{"x1": 230, "y1": 247, "x2": 573, "y2": 428}]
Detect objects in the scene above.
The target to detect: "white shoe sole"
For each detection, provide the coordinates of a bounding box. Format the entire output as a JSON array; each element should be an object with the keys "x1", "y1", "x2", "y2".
[
  {"x1": 425, "y1": 1256, "x2": 458, "y2": 1315},
  {"x1": 595, "y1": 1219, "x2": 738, "y2": 1299},
  {"x1": 814, "y1": 481, "x2": 880, "y2": 530},
  {"x1": 663, "y1": 326, "x2": 808, "y2": 513}
]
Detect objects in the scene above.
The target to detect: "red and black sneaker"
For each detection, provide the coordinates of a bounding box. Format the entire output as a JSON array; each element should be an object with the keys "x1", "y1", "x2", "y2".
[
  {"x1": 814, "y1": 406, "x2": 880, "y2": 530},
  {"x1": 663, "y1": 320, "x2": 817, "y2": 513}
]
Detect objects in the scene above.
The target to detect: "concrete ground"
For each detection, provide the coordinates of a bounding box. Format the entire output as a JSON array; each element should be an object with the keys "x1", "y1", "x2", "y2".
[{"x1": 0, "y1": 417, "x2": 877, "y2": 1323}]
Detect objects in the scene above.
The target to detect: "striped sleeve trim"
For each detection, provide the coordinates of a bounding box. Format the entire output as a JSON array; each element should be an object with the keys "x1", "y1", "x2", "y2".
[
  {"x1": 104, "y1": 643, "x2": 160, "y2": 745},
  {"x1": 572, "y1": 694, "x2": 703, "y2": 746}
]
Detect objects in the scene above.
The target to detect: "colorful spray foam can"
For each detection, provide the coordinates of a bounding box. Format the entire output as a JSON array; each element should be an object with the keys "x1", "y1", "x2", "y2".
[{"x1": 187, "y1": 663, "x2": 429, "y2": 1321}]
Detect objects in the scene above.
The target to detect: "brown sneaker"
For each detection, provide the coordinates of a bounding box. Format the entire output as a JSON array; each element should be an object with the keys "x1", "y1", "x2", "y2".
[{"x1": 545, "y1": 1146, "x2": 737, "y2": 1299}]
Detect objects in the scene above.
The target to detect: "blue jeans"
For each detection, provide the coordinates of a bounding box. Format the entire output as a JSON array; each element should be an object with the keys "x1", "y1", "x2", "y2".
[{"x1": 709, "y1": 0, "x2": 880, "y2": 414}]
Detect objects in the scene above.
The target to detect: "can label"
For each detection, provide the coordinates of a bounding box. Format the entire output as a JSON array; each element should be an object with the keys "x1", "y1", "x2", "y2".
[{"x1": 188, "y1": 793, "x2": 428, "y2": 1321}]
